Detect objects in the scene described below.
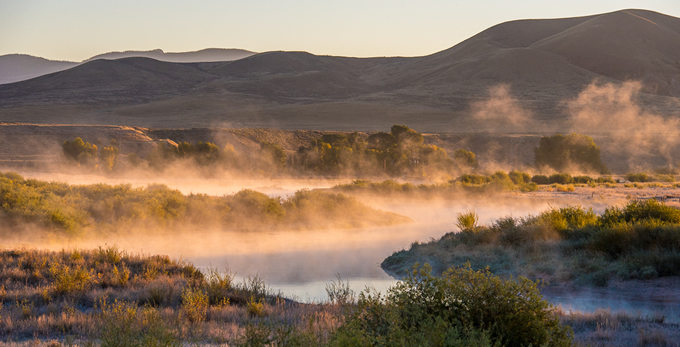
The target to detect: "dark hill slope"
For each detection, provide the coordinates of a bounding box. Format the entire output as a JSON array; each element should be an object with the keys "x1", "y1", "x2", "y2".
[
  {"x1": 0, "y1": 58, "x2": 217, "y2": 105},
  {"x1": 200, "y1": 51, "x2": 404, "y2": 98},
  {"x1": 367, "y1": 9, "x2": 680, "y2": 96},
  {"x1": 532, "y1": 10, "x2": 680, "y2": 95}
]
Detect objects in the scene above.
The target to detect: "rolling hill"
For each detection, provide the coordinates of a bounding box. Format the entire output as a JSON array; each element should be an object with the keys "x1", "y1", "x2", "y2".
[
  {"x1": 1, "y1": 9, "x2": 679, "y2": 132},
  {"x1": 0, "y1": 48, "x2": 255, "y2": 85},
  {"x1": 0, "y1": 54, "x2": 78, "y2": 85},
  {"x1": 82, "y1": 48, "x2": 255, "y2": 63}
]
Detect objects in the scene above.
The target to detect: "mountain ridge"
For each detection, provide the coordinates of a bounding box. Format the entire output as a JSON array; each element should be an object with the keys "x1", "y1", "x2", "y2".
[
  {"x1": 1, "y1": 9, "x2": 678, "y2": 132},
  {"x1": 0, "y1": 48, "x2": 256, "y2": 85}
]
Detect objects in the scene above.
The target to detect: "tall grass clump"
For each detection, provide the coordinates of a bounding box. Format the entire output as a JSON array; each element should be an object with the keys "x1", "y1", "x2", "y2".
[
  {"x1": 456, "y1": 210, "x2": 479, "y2": 231},
  {"x1": 325, "y1": 275, "x2": 355, "y2": 306}
]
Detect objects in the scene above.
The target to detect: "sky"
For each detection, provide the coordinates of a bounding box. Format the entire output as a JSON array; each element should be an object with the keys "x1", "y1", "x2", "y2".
[{"x1": 1, "y1": 0, "x2": 679, "y2": 62}]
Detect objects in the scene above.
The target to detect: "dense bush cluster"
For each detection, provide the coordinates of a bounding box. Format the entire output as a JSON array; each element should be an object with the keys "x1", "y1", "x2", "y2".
[
  {"x1": 383, "y1": 200, "x2": 680, "y2": 287},
  {"x1": 535, "y1": 133, "x2": 608, "y2": 173},
  {"x1": 456, "y1": 170, "x2": 537, "y2": 192},
  {"x1": 332, "y1": 264, "x2": 572, "y2": 347},
  {"x1": 625, "y1": 172, "x2": 675, "y2": 183},
  {"x1": 62, "y1": 137, "x2": 99, "y2": 166},
  {"x1": 0, "y1": 172, "x2": 408, "y2": 237},
  {"x1": 63, "y1": 126, "x2": 477, "y2": 178},
  {"x1": 334, "y1": 172, "x2": 539, "y2": 197},
  {"x1": 530, "y1": 173, "x2": 614, "y2": 185}
]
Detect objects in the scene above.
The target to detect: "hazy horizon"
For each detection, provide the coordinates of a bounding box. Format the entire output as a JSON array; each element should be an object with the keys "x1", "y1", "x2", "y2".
[{"x1": 2, "y1": 0, "x2": 679, "y2": 62}]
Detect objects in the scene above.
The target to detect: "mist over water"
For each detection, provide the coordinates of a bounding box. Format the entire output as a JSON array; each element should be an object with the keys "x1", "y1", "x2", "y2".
[
  {"x1": 7, "y1": 171, "x2": 674, "y2": 319},
  {"x1": 4, "y1": 173, "x2": 607, "y2": 300},
  {"x1": 13, "y1": 170, "x2": 352, "y2": 197}
]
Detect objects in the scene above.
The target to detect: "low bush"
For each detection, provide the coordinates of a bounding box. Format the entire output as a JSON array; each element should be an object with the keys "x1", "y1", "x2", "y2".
[
  {"x1": 626, "y1": 172, "x2": 650, "y2": 182},
  {"x1": 531, "y1": 175, "x2": 550, "y2": 185},
  {"x1": 456, "y1": 210, "x2": 479, "y2": 231},
  {"x1": 549, "y1": 173, "x2": 573, "y2": 184},
  {"x1": 508, "y1": 170, "x2": 532, "y2": 184},
  {"x1": 458, "y1": 174, "x2": 491, "y2": 185},
  {"x1": 573, "y1": 175, "x2": 593, "y2": 183}
]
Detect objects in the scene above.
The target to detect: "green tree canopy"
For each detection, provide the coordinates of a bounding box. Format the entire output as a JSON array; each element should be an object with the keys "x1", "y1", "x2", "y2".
[
  {"x1": 454, "y1": 149, "x2": 478, "y2": 168},
  {"x1": 63, "y1": 137, "x2": 98, "y2": 165},
  {"x1": 535, "y1": 133, "x2": 608, "y2": 173}
]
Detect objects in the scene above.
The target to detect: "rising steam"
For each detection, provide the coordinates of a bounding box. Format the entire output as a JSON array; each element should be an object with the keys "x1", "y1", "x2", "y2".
[
  {"x1": 566, "y1": 81, "x2": 680, "y2": 168},
  {"x1": 470, "y1": 84, "x2": 533, "y2": 132}
]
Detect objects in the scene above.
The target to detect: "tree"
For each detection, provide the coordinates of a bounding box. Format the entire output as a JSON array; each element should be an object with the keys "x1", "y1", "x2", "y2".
[
  {"x1": 194, "y1": 141, "x2": 221, "y2": 165},
  {"x1": 260, "y1": 142, "x2": 286, "y2": 169},
  {"x1": 366, "y1": 132, "x2": 396, "y2": 152},
  {"x1": 535, "y1": 133, "x2": 608, "y2": 173},
  {"x1": 454, "y1": 149, "x2": 478, "y2": 169},
  {"x1": 99, "y1": 146, "x2": 119, "y2": 171},
  {"x1": 63, "y1": 137, "x2": 98, "y2": 165}
]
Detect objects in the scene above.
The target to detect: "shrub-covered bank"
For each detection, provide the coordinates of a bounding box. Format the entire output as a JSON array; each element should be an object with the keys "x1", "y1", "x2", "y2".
[
  {"x1": 0, "y1": 172, "x2": 410, "y2": 238},
  {"x1": 0, "y1": 247, "x2": 574, "y2": 346},
  {"x1": 3, "y1": 248, "x2": 679, "y2": 346},
  {"x1": 382, "y1": 200, "x2": 680, "y2": 287}
]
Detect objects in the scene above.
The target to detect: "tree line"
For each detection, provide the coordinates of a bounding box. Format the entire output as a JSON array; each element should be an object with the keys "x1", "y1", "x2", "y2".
[{"x1": 63, "y1": 126, "x2": 610, "y2": 176}]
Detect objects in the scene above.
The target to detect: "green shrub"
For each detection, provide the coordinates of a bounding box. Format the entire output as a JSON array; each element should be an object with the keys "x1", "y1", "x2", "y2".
[
  {"x1": 456, "y1": 210, "x2": 479, "y2": 231},
  {"x1": 49, "y1": 262, "x2": 95, "y2": 296},
  {"x1": 573, "y1": 175, "x2": 593, "y2": 183},
  {"x1": 590, "y1": 227, "x2": 634, "y2": 258},
  {"x1": 2, "y1": 172, "x2": 24, "y2": 181},
  {"x1": 549, "y1": 173, "x2": 573, "y2": 184},
  {"x1": 518, "y1": 182, "x2": 539, "y2": 192},
  {"x1": 531, "y1": 206, "x2": 598, "y2": 232},
  {"x1": 531, "y1": 175, "x2": 550, "y2": 185},
  {"x1": 332, "y1": 264, "x2": 572, "y2": 347},
  {"x1": 490, "y1": 171, "x2": 514, "y2": 190},
  {"x1": 204, "y1": 267, "x2": 234, "y2": 306},
  {"x1": 601, "y1": 199, "x2": 680, "y2": 227},
  {"x1": 181, "y1": 287, "x2": 208, "y2": 323},
  {"x1": 654, "y1": 174, "x2": 675, "y2": 183},
  {"x1": 595, "y1": 176, "x2": 615, "y2": 183},
  {"x1": 535, "y1": 133, "x2": 607, "y2": 173},
  {"x1": 454, "y1": 148, "x2": 478, "y2": 168},
  {"x1": 99, "y1": 299, "x2": 179, "y2": 347},
  {"x1": 246, "y1": 297, "x2": 266, "y2": 317},
  {"x1": 508, "y1": 170, "x2": 531, "y2": 184},
  {"x1": 626, "y1": 172, "x2": 650, "y2": 182},
  {"x1": 458, "y1": 174, "x2": 491, "y2": 185},
  {"x1": 63, "y1": 137, "x2": 98, "y2": 165}
]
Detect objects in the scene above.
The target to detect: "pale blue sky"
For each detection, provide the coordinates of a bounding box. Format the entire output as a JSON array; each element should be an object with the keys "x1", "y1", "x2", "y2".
[{"x1": 1, "y1": 0, "x2": 679, "y2": 61}]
